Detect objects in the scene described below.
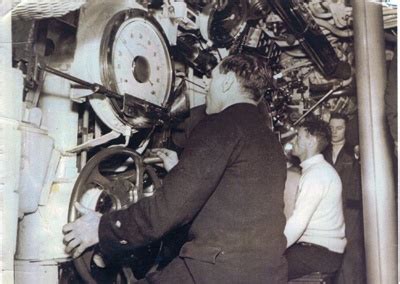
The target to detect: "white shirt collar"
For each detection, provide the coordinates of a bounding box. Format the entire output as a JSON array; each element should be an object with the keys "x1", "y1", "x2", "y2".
[
  {"x1": 300, "y1": 154, "x2": 325, "y2": 171},
  {"x1": 331, "y1": 142, "x2": 345, "y2": 164}
]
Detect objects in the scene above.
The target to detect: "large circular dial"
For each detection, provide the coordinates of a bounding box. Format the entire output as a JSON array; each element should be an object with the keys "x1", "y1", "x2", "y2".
[{"x1": 101, "y1": 9, "x2": 174, "y2": 109}]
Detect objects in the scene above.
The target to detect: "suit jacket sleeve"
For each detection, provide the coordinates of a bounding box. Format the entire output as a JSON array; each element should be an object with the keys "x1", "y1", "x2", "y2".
[{"x1": 98, "y1": 116, "x2": 242, "y2": 257}]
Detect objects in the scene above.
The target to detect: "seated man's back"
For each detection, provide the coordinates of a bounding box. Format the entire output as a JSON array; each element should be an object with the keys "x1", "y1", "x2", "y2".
[
  {"x1": 296, "y1": 156, "x2": 345, "y2": 252},
  {"x1": 284, "y1": 119, "x2": 346, "y2": 280}
]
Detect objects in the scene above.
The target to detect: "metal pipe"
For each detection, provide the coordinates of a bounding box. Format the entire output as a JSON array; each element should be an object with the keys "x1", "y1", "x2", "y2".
[
  {"x1": 40, "y1": 64, "x2": 122, "y2": 100},
  {"x1": 80, "y1": 108, "x2": 90, "y2": 169},
  {"x1": 143, "y1": 157, "x2": 163, "y2": 164},
  {"x1": 352, "y1": 1, "x2": 397, "y2": 283},
  {"x1": 293, "y1": 85, "x2": 339, "y2": 126}
]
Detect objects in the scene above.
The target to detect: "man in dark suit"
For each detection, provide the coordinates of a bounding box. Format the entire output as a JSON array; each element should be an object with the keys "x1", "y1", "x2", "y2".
[
  {"x1": 323, "y1": 112, "x2": 365, "y2": 284},
  {"x1": 62, "y1": 54, "x2": 288, "y2": 283}
]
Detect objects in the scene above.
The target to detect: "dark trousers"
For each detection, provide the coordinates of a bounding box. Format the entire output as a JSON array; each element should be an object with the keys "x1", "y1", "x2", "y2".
[
  {"x1": 138, "y1": 255, "x2": 288, "y2": 284},
  {"x1": 285, "y1": 242, "x2": 343, "y2": 280},
  {"x1": 335, "y1": 208, "x2": 366, "y2": 284}
]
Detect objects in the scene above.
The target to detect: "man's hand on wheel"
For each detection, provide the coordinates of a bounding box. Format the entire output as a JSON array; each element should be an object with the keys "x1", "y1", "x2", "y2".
[{"x1": 62, "y1": 202, "x2": 102, "y2": 258}]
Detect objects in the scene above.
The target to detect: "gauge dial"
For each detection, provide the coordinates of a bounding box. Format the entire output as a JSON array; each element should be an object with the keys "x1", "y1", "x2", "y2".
[{"x1": 101, "y1": 9, "x2": 174, "y2": 108}]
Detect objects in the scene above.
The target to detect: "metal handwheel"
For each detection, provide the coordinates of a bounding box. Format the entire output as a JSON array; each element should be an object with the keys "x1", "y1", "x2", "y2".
[{"x1": 67, "y1": 147, "x2": 162, "y2": 283}]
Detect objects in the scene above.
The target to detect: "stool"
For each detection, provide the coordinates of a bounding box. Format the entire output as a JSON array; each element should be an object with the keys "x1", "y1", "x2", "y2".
[{"x1": 288, "y1": 272, "x2": 336, "y2": 284}]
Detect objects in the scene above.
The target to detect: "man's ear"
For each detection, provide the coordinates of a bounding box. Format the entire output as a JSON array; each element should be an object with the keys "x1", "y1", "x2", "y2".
[
  {"x1": 222, "y1": 72, "x2": 235, "y2": 93},
  {"x1": 309, "y1": 135, "x2": 318, "y2": 149}
]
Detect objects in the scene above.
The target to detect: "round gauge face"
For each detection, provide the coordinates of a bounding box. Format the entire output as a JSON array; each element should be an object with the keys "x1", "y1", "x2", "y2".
[{"x1": 101, "y1": 9, "x2": 174, "y2": 107}]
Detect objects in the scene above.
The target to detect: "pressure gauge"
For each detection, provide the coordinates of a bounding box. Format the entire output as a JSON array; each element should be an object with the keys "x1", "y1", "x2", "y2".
[{"x1": 100, "y1": 9, "x2": 174, "y2": 111}]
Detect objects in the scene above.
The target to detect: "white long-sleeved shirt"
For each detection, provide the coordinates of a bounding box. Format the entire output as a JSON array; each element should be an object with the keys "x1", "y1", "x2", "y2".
[
  {"x1": 284, "y1": 168, "x2": 301, "y2": 219},
  {"x1": 284, "y1": 154, "x2": 347, "y2": 253}
]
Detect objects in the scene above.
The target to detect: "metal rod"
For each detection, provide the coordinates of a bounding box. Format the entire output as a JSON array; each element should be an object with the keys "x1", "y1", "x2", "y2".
[
  {"x1": 40, "y1": 64, "x2": 92, "y2": 88},
  {"x1": 143, "y1": 157, "x2": 163, "y2": 164},
  {"x1": 183, "y1": 77, "x2": 206, "y2": 90},
  {"x1": 80, "y1": 108, "x2": 89, "y2": 169},
  {"x1": 293, "y1": 86, "x2": 338, "y2": 126},
  {"x1": 39, "y1": 63, "x2": 122, "y2": 99}
]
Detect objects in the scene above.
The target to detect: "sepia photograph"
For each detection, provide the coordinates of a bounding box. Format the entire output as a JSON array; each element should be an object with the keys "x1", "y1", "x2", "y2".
[{"x1": 0, "y1": 0, "x2": 398, "y2": 283}]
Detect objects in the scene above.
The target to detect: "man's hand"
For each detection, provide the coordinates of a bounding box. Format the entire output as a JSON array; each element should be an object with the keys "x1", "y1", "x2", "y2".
[
  {"x1": 150, "y1": 148, "x2": 179, "y2": 172},
  {"x1": 62, "y1": 202, "x2": 102, "y2": 258}
]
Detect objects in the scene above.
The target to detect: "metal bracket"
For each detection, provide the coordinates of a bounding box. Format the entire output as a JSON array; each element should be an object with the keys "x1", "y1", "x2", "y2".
[
  {"x1": 69, "y1": 86, "x2": 94, "y2": 103},
  {"x1": 65, "y1": 130, "x2": 121, "y2": 153}
]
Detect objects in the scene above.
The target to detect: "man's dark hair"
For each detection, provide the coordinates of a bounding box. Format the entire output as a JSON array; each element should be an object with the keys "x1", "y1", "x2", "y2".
[
  {"x1": 219, "y1": 54, "x2": 273, "y2": 101},
  {"x1": 330, "y1": 112, "x2": 348, "y2": 123},
  {"x1": 299, "y1": 118, "x2": 331, "y2": 153}
]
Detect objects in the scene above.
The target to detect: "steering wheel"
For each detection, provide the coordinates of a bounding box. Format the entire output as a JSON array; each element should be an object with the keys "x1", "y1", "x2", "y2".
[{"x1": 67, "y1": 147, "x2": 162, "y2": 283}]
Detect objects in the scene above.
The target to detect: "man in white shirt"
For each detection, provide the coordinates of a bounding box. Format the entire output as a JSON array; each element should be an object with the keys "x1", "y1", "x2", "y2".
[{"x1": 284, "y1": 118, "x2": 346, "y2": 280}]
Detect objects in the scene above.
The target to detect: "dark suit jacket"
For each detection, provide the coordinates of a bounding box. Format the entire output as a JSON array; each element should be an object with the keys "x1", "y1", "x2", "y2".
[
  {"x1": 323, "y1": 143, "x2": 362, "y2": 210},
  {"x1": 323, "y1": 144, "x2": 365, "y2": 283},
  {"x1": 99, "y1": 103, "x2": 288, "y2": 283}
]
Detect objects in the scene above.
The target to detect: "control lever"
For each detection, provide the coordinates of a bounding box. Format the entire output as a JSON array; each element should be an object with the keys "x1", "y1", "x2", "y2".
[
  {"x1": 143, "y1": 157, "x2": 163, "y2": 164},
  {"x1": 38, "y1": 63, "x2": 121, "y2": 99},
  {"x1": 38, "y1": 63, "x2": 170, "y2": 121}
]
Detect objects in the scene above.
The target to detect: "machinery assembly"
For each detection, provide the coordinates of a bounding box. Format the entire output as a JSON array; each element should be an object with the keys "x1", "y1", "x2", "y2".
[{"x1": 0, "y1": 0, "x2": 397, "y2": 283}]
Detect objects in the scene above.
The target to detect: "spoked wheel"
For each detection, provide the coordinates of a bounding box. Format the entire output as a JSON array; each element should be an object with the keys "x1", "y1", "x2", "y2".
[{"x1": 67, "y1": 147, "x2": 162, "y2": 283}]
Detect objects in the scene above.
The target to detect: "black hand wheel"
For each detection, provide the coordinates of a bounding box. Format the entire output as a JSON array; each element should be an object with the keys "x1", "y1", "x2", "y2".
[{"x1": 67, "y1": 147, "x2": 162, "y2": 283}]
